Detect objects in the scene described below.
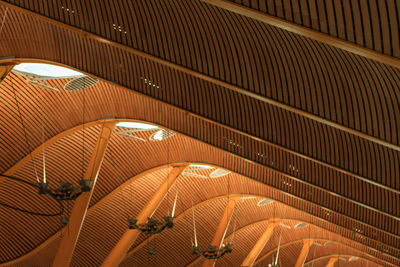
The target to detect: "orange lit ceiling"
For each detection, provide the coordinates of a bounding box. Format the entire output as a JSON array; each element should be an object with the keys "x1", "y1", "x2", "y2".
[{"x1": 0, "y1": 1, "x2": 399, "y2": 266}]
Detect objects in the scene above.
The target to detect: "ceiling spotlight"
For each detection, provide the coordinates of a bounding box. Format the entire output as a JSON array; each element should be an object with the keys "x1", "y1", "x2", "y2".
[{"x1": 36, "y1": 180, "x2": 92, "y2": 201}]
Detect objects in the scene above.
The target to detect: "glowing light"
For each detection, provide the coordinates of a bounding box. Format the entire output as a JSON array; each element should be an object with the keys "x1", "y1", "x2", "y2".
[
  {"x1": 210, "y1": 168, "x2": 230, "y2": 178},
  {"x1": 188, "y1": 164, "x2": 213, "y2": 169},
  {"x1": 13, "y1": 63, "x2": 83, "y2": 77},
  {"x1": 116, "y1": 122, "x2": 159, "y2": 130},
  {"x1": 348, "y1": 257, "x2": 358, "y2": 262}
]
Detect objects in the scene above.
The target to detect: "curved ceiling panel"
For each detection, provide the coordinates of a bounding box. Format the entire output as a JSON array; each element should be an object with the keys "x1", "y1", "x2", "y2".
[
  {"x1": 226, "y1": 0, "x2": 400, "y2": 58},
  {"x1": 0, "y1": 70, "x2": 399, "y2": 264},
  {"x1": 0, "y1": 1, "x2": 399, "y2": 266},
  {"x1": 0, "y1": 4, "x2": 400, "y2": 192}
]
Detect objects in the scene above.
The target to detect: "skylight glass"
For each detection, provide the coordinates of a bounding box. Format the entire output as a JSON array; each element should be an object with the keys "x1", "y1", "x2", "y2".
[
  {"x1": 209, "y1": 168, "x2": 230, "y2": 178},
  {"x1": 13, "y1": 63, "x2": 83, "y2": 77},
  {"x1": 116, "y1": 122, "x2": 159, "y2": 130},
  {"x1": 257, "y1": 198, "x2": 273, "y2": 206},
  {"x1": 188, "y1": 164, "x2": 214, "y2": 169},
  {"x1": 294, "y1": 222, "x2": 308, "y2": 228},
  {"x1": 348, "y1": 257, "x2": 358, "y2": 262}
]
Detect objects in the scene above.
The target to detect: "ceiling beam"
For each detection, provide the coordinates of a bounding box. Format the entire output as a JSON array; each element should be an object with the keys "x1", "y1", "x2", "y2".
[
  {"x1": 100, "y1": 165, "x2": 187, "y2": 267},
  {"x1": 1, "y1": 2, "x2": 399, "y2": 155},
  {"x1": 202, "y1": 196, "x2": 240, "y2": 267},
  {"x1": 240, "y1": 219, "x2": 281, "y2": 267},
  {"x1": 200, "y1": 0, "x2": 400, "y2": 69},
  {"x1": 187, "y1": 196, "x2": 240, "y2": 267},
  {"x1": 325, "y1": 256, "x2": 339, "y2": 267},
  {"x1": 52, "y1": 121, "x2": 116, "y2": 267},
  {"x1": 294, "y1": 239, "x2": 314, "y2": 267}
]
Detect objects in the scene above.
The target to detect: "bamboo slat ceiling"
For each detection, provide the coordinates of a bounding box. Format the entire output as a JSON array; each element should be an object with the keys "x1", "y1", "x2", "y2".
[{"x1": 0, "y1": 0, "x2": 399, "y2": 266}]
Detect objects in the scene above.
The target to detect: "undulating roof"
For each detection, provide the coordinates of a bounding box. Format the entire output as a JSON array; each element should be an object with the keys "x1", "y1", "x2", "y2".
[{"x1": 0, "y1": 1, "x2": 399, "y2": 266}]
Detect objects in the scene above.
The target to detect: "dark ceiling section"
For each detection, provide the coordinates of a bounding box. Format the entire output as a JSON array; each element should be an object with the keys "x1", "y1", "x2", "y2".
[{"x1": 228, "y1": 0, "x2": 400, "y2": 58}]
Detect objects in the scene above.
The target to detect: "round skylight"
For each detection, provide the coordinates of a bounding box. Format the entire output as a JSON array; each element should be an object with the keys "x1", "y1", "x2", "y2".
[
  {"x1": 116, "y1": 122, "x2": 159, "y2": 130},
  {"x1": 13, "y1": 63, "x2": 83, "y2": 78}
]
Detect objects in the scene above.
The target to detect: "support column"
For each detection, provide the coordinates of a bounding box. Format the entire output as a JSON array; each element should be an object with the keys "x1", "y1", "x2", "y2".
[
  {"x1": 52, "y1": 121, "x2": 116, "y2": 267},
  {"x1": 325, "y1": 256, "x2": 339, "y2": 267},
  {"x1": 202, "y1": 196, "x2": 240, "y2": 267},
  {"x1": 241, "y1": 219, "x2": 281, "y2": 267},
  {"x1": 101, "y1": 164, "x2": 187, "y2": 267},
  {"x1": 294, "y1": 239, "x2": 314, "y2": 267}
]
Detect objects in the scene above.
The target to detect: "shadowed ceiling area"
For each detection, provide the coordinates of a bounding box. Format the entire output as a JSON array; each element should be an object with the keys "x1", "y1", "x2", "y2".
[{"x1": 0, "y1": 1, "x2": 399, "y2": 267}]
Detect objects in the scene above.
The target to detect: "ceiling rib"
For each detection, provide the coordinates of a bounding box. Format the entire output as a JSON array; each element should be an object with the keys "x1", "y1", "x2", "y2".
[
  {"x1": 294, "y1": 239, "x2": 314, "y2": 267},
  {"x1": 200, "y1": 0, "x2": 400, "y2": 69},
  {"x1": 52, "y1": 121, "x2": 116, "y2": 267},
  {"x1": 0, "y1": 2, "x2": 399, "y2": 156},
  {"x1": 240, "y1": 219, "x2": 280, "y2": 266},
  {"x1": 325, "y1": 256, "x2": 339, "y2": 267}
]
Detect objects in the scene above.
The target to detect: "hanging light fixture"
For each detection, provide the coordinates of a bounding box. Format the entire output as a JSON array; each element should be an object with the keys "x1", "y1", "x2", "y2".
[
  {"x1": 190, "y1": 207, "x2": 233, "y2": 260},
  {"x1": 128, "y1": 190, "x2": 178, "y2": 235},
  {"x1": 36, "y1": 179, "x2": 92, "y2": 201},
  {"x1": 35, "y1": 74, "x2": 92, "y2": 202}
]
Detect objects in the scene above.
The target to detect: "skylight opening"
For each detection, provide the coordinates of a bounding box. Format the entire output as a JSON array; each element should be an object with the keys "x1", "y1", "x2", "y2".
[
  {"x1": 348, "y1": 256, "x2": 358, "y2": 262},
  {"x1": 150, "y1": 129, "x2": 174, "y2": 141},
  {"x1": 209, "y1": 168, "x2": 230, "y2": 178},
  {"x1": 294, "y1": 222, "x2": 308, "y2": 229},
  {"x1": 13, "y1": 63, "x2": 83, "y2": 78},
  {"x1": 188, "y1": 164, "x2": 213, "y2": 169},
  {"x1": 116, "y1": 122, "x2": 160, "y2": 130},
  {"x1": 257, "y1": 198, "x2": 273, "y2": 206}
]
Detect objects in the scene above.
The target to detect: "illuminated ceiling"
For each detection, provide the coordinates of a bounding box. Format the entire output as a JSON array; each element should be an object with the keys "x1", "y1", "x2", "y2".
[{"x1": 0, "y1": 1, "x2": 399, "y2": 266}]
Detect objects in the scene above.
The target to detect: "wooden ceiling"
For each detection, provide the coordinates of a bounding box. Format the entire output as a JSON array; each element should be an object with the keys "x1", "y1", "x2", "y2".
[{"x1": 0, "y1": 0, "x2": 399, "y2": 266}]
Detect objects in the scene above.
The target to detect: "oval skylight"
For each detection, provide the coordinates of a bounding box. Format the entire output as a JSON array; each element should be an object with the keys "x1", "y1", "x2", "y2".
[
  {"x1": 209, "y1": 168, "x2": 230, "y2": 178},
  {"x1": 13, "y1": 63, "x2": 83, "y2": 78},
  {"x1": 150, "y1": 129, "x2": 174, "y2": 141},
  {"x1": 294, "y1": 222, "x2": 308, "y2": 229},
  {"x1": 64, "y1": 76, "x2": 98, "y2": 91},
  {"x1": 188, "y1": 164, "x2": 214, "y2": 169},
  {"x1": 348, "y1": 256, "x2": 358, "y2": 262},
  {"x1": 324, "y1": 241, "x2": 333, "y2": 246},
  {"x1": 116, "y1": 122, "x2": 159, "y2": 130},
  {"x1": 257, "y1": 198, "x2": 273, "y2": 206}
]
